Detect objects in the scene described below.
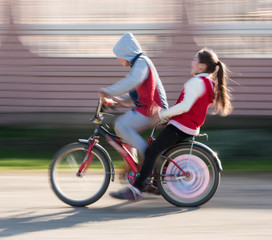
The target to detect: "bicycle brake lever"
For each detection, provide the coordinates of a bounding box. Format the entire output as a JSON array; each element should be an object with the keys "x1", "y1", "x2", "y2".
[{"x1": 103, "y1": 112, "x2": 114, "y2": 117}]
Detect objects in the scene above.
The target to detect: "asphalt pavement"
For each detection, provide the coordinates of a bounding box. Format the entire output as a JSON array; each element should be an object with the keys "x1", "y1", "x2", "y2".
[{"x1": 0, "y1": 170, "x2": 272, "y2": 240}]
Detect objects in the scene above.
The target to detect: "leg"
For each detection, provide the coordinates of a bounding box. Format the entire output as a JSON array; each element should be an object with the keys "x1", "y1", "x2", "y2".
[
  {"x1": 109, "y1": 124, "x2": 192, "y2": 201},
  {"x1": 133, "y1": 124, "x2": 192, "y2": 190},
  {"x1": 114, "y1": 109, "x2": 151, "y2": 158}
]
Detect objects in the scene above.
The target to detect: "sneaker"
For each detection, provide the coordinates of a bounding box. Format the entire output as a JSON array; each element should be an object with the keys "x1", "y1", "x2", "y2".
[{"x1": 109, "y1": 186, "x2": 143, "y2": 202}]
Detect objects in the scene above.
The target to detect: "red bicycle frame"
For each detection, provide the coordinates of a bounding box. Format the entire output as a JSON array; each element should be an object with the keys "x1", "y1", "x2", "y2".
[
  {"x1": 76, "y1": 138, "x2": 98, "y2": 176},
  {"x1": 77, "y1": 97, "x2": 188, "y2": 180},
  {"x1": 77, "y1": 124, "x2": 188, "y2": 180}
]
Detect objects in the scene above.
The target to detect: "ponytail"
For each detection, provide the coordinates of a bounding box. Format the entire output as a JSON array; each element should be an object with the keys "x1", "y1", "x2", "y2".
[{"x1": 214, "y1": 61, "x2": 232, "y2": 116}]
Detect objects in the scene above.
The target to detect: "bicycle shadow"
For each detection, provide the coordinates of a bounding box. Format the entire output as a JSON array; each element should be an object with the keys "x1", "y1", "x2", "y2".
[{"x1": 0, "y1": 201, "x2": 198, "y2": 238}]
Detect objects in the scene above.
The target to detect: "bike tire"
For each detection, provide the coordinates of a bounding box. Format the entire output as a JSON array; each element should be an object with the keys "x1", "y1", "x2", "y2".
[
  {"x1": 50, "y1": 142, "x2": 111, "y2": 207},
  {"x1": 155, "y1": 143, "x2": 220, "y2": 207}
]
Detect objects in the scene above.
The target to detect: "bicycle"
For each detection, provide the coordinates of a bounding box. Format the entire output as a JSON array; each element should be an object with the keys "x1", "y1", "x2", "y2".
[{"x1": 49, "y1": 98, "x2": 223, "y2": 207}]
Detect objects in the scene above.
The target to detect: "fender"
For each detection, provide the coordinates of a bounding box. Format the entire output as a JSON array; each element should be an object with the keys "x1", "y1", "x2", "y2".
[
  {"x1": 78, "y1": 139, "x2": 116, "y2": 181},
  {"x1": 163, "y1": 141, "x2": 223, "y2": 172},
  {"x1": 192, "y1": 141, "x2": 223, "y2": 171}
]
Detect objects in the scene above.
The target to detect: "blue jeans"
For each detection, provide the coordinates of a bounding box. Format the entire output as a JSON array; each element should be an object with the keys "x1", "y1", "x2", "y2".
[{"x1": 114, "y1": 109, "x2": 151, "y2": 158}]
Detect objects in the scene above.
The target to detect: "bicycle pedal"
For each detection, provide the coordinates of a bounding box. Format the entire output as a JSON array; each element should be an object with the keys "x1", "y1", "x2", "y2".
[{"x1": 142, "y1": 184, "x2": 160, "y2": 195}]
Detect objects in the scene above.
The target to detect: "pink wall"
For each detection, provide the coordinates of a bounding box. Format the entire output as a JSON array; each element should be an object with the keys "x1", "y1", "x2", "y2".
[{"x1": 0, "y1": 3, "x2": 271, "y2": 126}]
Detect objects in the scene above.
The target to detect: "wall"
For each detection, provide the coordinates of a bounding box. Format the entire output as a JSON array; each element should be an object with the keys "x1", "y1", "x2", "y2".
[{"x1": 0, "y1": 0, "x2": 271, "y2": 126}]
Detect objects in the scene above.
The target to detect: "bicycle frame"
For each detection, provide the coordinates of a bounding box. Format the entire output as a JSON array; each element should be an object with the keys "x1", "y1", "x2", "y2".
[
  {"x1": 93, "y1": 125, "x2": 139, "y2": 174},
  {"x1": 79, "y1": 124, "x2": 189, "y2": 180},
  {"x1": 76, "y1": 98, "x2": 201, "y2": 181}
]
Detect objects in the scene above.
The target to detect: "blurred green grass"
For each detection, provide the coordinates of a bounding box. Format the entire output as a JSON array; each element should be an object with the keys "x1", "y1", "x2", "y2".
[{"x1": 0, "y1": 126, "x2": 271, "y2": 171}]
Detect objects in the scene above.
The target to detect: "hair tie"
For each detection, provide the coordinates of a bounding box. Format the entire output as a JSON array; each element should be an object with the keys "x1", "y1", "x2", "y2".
[{"x1": 216, "y1": 61, "x2": 221, "y2": 66}]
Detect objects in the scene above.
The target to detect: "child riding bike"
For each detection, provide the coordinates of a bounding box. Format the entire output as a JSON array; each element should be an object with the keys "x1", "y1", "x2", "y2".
[
  {"x1": 99, "y1": 32, "x2": 168, "y2": 161},
  {"x1": 110, "y1": 48, "x2": 233, "y2": 201}
]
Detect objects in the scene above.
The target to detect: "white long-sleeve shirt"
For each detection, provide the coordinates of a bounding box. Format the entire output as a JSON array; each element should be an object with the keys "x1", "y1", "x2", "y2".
[{"x1": 158, "y1": 73, "x2": 211, "y2": 121}]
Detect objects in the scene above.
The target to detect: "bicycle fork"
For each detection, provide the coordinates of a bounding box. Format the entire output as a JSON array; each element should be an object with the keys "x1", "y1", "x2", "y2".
[{"x1": 76, "y1": 138, "x2": 98, "y2": 177}]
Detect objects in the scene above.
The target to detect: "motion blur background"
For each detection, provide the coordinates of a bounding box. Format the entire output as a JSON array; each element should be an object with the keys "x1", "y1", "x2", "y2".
[{"x1": 0, "y1": 0, "x2": 271, "y2": 169}]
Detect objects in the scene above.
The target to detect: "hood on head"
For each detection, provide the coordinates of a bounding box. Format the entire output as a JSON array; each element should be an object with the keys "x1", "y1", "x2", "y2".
[{"x1": 113, "y1": 32, "x2": 143, "y2": 62}]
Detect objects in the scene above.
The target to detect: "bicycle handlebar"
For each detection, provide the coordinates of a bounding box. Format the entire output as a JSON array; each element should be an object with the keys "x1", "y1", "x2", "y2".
[
  {"x1": 91, "y1": 97, "x2": 116, "y2": 124},
  {"x1": 90, "y1": 98, "x2": 103, "y2": 124},
  {"x1": 95, "y1": 98, "x2": 103, "y2": 118}
]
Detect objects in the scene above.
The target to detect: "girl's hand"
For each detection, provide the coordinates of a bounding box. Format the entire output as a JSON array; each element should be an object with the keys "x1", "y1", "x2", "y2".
[
  {"x1": 150, "y1": 109, "x2": 169, "y2": 125},
  {"x1": 150, "y1": 111, "x2": 161, "y2": 125}
]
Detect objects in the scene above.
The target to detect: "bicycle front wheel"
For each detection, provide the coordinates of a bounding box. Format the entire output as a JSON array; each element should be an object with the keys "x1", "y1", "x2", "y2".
[
  {"x1": 156, "y1": 143, "x2": 220, "y2": 207},
  {"x1": 50, "y1": 143, "x2": 111, "y2": 207}
]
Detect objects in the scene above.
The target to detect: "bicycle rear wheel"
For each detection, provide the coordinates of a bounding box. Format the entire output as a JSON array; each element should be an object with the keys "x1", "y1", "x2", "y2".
[
  {"x1": 50, "y1": 142, "x2": 111, "y2": 207},
  {"x1": 156, "y1": 143, "x2": 220, "y2": 207}
]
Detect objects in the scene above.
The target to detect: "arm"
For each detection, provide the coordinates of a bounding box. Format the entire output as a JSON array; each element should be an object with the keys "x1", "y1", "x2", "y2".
[
  {"x1": 158, "y1": 77, "x2": 205, "y2": 120},
  {"x1": 113, "y1": 95, "x2": 135, "y2": 108},
  {"x1": 101, "y1": 58, "x2": 149, "y2": 97}
]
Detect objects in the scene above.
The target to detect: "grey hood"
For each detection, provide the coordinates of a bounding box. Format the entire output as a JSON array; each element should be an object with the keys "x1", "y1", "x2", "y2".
[{"x1": 113, "y1": 32, "x2": 143, "y2": 62}]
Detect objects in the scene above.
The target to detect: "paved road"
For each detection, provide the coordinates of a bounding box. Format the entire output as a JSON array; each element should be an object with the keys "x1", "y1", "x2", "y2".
[{"x1": 0, "y1": 170, "x2": 272, "y2": 240}]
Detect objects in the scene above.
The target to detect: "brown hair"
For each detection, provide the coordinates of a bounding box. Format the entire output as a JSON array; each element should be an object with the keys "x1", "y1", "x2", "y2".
[{"x1": 197, "y1": 48, "x2": 232, "y2": 116}]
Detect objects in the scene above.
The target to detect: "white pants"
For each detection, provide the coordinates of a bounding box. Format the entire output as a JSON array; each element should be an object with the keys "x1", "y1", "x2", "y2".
[{"x1": 114, "y1": 109, "x2": 151, "y2": 158}]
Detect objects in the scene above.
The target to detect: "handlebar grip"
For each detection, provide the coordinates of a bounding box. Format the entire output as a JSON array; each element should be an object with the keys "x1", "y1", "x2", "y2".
[{"x1": 103, "y1": 98, "x2": 116, "y2": 108}]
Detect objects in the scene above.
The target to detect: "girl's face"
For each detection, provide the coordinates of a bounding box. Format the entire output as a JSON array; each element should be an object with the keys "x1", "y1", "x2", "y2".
[
  {"x1": 191, "y1": 54, "x2": 207, "y2": 75},
  {"x1": 117, "y1": 57, "x2": 130, "y2": 67}
]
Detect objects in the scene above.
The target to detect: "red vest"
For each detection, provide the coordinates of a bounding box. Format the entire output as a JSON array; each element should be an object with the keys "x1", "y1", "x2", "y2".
[
  {"x1": 171, "y1": 76, "x2": 215, "y2": 131},
  {"x1": 135, "y1": 67, "x2": 163, "y2": 116}
]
